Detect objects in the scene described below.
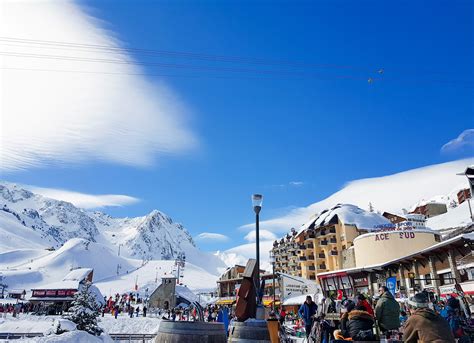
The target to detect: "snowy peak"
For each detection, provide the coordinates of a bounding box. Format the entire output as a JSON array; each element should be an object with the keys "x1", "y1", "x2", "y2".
[{"x1": 0, "y1": 181, "x2": 224, "y2": 275}]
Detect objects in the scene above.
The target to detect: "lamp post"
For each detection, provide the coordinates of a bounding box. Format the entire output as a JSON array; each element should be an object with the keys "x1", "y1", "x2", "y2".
[
  {"x1": 457, "y1": 166, "x2": 474, "y2": 222},
  {"x1": 252, "y1": 194, "x2": 263, "y2": 306},
  {"x1": 269, "y1": 251, "x2": 276, "y2": 311}
]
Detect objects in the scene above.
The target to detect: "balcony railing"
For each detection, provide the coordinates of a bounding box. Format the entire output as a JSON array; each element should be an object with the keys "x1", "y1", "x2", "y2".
[
  {"x1": 329, "y1": 227, "x2": 336, "y2": 234},
  {"x1": 309, "y1": 275, "x2": 316, "y2": 280},
  {"x1": 330, "y1": 250, "x2": 338, "y2": 256},
  {"x1": 319, "y1": 264, "x2": 327, "y2": 270},
  {"x1": 329, "y1": 237, "x2": 337, "y2": 244},
  {"x1": 308, "y1": 265, "x2": 316, "y2": 271},
  {"x1": 307, "y1": 255, "x2": 315, "y2": 260},
  {"x1": 306, "y1": 232, "x2": 316, "y2": 239},
  {"x1": 307, "y1": 243, "x2": 314, "y2": 249},
  {"x1": 320, "y1": 240, "x2": 328, "y2": 246},
  {"x1": 299, "y1": 256, "x2": 307, "y2": 261},
  {"x1": 318, "y1": 253, "x2": 326, "y2": 259}
]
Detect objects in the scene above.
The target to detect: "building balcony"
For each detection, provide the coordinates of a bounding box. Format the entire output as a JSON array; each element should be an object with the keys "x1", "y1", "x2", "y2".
[
  {"x1": 299, "y1": 256, "x2": 307, "y2": 261},
  {"x1": 320, "y1": 240, "x2": 328, "y2": 246},
  {"x1": 319, "y1": 264, "x2": 327, "y2": 270},
  {"x1": 308, "y1": 265, "x2": 316, "y2": 271},
  {"x1": 317, "y1": 253, "x2": 326, "y2": 259},
  {"x1": 297, "y1": 266, "x2": 302, "y2": 270},
  {"x1": 307, "y1": 255, "x2": 315, "y2": 260},
  {"x1": 329, "y1": 237, "x2": 337, "y2": 244},
  {"x1": 298, "y1": 244, "x2": 306, "y2": 249},
  {"x1": 309, "y1": 275, "x2": 316, "y2": 280},
  {"x1": 307, "y1": 232, "x2": 316, "y2": 239},
  {"x1": 306, "y1": 243, "x2": 314, "y2": 249},
  {"x1": 329, "y1": 227, "x2": 336, "y2": 234},
  {"x1": 330, "y1": 250, "x2": 338, "y2": 256}
]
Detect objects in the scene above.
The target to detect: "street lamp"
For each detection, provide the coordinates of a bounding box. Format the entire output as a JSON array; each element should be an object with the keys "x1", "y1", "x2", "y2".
[
  {"x1": 252, "y1": 194, "x2": 263, "y2": 305},
  {"x1": 269, "y1": 251, "x2": 276, "y2": 311},
  {"x1": 457, "y1": 166, "x2": 474, "y2": 221}
]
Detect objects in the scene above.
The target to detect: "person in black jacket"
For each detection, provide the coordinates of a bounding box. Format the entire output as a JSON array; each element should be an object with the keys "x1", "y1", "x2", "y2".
[{"x1": 341, "y1": 305, "x2": 375, "y2": 341}]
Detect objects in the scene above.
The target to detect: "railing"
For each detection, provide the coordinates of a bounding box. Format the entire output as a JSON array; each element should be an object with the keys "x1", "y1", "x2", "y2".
[
  {"x1": 320, "y1": 240, "x2": 328, "y2": 245},
  {"x1": 329, "y1": 227, "x2": 336, "y2": 234},
  {"x1": 318, "y1": 253, "x2": 326, "y2": 259},
  {"x1": 299, "y1": 256, "x2": 307, "y2": 261},
  {"x1": 329, "y1": 238, "x2": 337, "y2": 244},
  {"x1": 306, "y1": 244, "x2": 314, "y2": 249},
  {"x1": 330, "y1": 250, "x2": 338, "y2": 256},
  {"x1": 308, "y1": 265, "x2": 316, "y2": 271},
  {"x1": 0, "y1": 333, "x2": 156, "y2": 342},
  {"x1": 307, "y1": 255, "x2": 315, "y2": 260},
  {"x1": 319, "y1": 264, "x2": 327, "y2": 269}
]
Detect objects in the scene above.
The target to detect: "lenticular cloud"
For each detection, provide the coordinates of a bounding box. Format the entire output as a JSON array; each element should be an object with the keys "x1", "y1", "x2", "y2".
[{"x1": 0, "y1": 0, "x2": 197, "y2": 172}]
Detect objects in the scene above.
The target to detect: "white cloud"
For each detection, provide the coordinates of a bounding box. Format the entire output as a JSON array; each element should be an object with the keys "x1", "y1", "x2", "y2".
[
  {"x1": 0, "y1": 1, "x2": 197, "y2": 172},
  {"x1": 244, "y1": 229, "x2": 277, "y2": 242},
  {"x1": 441, "y1": 129, "x2": 474, "y2": 153},
  {"x1": 289, "y1": 181, "x2": 304, "y2": 187},
  {"x1": 195, "y1": 232, "x2": 230, "y2": 242},
  {"x1": 216, "y1": 240, "x2": 274, "y2": 271},
  {"x1": 26, "y1": 185, "x2": 140, "y2": 209}
]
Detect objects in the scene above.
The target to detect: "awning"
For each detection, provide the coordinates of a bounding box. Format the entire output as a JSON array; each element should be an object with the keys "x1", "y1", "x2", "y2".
[{"x1": 216, "y1": 299, "x2": 235, "y2": 305}]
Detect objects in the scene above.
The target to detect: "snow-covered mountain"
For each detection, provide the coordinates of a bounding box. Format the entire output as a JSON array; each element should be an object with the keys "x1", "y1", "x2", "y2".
[{"x1": 0, "y1": 182, "x2": 226, "y2": 276}]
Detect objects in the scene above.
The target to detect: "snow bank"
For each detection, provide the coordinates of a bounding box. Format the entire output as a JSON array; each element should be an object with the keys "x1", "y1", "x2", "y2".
[
  {"x1": 98, "y1": 316, "x2": 161, "y2": 334},
  {"x1": 24, "y1": 331, "x2": 113, "y2": 343}
]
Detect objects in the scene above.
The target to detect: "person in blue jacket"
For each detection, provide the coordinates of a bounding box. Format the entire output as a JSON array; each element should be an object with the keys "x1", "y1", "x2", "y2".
[{"x1": 298, "y1": 295, "x2": 318, "y2": 338}]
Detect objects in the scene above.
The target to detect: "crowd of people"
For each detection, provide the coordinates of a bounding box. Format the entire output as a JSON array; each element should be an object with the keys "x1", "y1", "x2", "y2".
[{"x1": 291, "y1": 286, "x2": 473, "y2": 342}]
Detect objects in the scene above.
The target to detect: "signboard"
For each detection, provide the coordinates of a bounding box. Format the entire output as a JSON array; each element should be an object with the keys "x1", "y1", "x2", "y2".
[
  {"x1": 386, "y1": 277, "x2": 397, "y2": 296},
  {"x1": 280, "y1": 273, "x2": 320, "y2": 302}
]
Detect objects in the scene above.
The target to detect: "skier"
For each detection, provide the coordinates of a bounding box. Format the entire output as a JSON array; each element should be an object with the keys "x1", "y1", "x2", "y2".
[
  {"x1": 143, "y1": 306, "x2": 147, "y2": 317},
  {"x1": 136, "y1": 306, "x2": 140, "y2": 317}
]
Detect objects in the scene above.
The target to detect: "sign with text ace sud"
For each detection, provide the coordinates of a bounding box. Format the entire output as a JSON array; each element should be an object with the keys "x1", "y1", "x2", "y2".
[{"x1": 374, "y1": 231, "x2": 416, "y2": 241}]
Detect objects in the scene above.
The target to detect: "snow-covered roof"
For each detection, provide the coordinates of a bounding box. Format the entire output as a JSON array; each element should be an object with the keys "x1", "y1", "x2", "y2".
[
  {"x1": 32, "y1": 280, "x2": 80, "y2": 290},
  {"x1": 296, "y1": 204, "x2": 391, "y2": 237},
  {"x1": 63, "y1": 268, "x2": 93, "y2": 282},
  {"x1": 176, "y1": 285, "x2": 197, "y2": 303}
]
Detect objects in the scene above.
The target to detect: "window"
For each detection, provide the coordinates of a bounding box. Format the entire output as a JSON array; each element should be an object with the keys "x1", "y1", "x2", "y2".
[
  {"x1": 435, "y1": 235, "x2": 441, "y2": 242},
  {"x1": 424, "y1": 274, "x2": 432, "y2": 285}
]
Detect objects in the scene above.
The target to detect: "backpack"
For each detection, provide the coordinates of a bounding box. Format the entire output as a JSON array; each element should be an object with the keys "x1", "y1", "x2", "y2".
[{"x1": 447, "y1": 313, "x2": 465, "y2": 338}]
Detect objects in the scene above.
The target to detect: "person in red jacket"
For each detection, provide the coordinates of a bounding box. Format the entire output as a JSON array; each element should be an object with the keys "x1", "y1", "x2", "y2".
[{"x1": 356, "y1": 293, "x2": 374, "y2": 317}]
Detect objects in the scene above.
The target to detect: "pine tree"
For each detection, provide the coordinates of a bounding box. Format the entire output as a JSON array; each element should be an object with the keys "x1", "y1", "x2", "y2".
[{"x1": 67, "y1": 282, "x2": 103, "y2": 336}]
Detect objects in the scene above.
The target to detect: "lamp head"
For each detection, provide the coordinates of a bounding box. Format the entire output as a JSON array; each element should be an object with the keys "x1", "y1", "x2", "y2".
[{"x1": 252, "y1": 194, "x2": 263, "y2": 214}]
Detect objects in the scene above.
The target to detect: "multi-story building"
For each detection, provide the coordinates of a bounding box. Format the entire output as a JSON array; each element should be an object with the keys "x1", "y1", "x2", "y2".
[
  {"x1": 272, "y1": 228, "x2": 301, "y2": 277},
  {"x1": 272, "y1": 204, "x2": 392, "y2": 283},
  {"x1": 410, "y1": 201, "x2": 447, "y2": 218}
]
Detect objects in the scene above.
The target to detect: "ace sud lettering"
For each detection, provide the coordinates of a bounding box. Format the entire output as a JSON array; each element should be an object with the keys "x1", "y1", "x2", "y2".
[{"x1": 375, "y1": 232, "x2": 416, "y2": 241}]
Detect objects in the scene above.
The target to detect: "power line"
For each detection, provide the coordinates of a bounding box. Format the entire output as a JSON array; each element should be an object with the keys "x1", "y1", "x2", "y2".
[
  {"x1": 0, "y1": 36, "x2": 380, "y2": 73},
  {"x1": 0, "y1": 51, "x2": 368, "y2": 80}
]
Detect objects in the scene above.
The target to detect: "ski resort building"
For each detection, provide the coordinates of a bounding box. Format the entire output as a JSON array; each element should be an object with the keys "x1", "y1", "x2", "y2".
[
  {"x1": 410, "y1": 201, "x2": 447, "y2": 218},
  {"x1": 148, "y1": 276, "x2": 197, "y2": 309},
  {"x1": 317, "y1": 233, "x2": 474, "y2": 300},
  {"x1": 272, "y1": 204, "x2": 392, "y2": 280},
  {"x1": 29, "y1": 268, "x2": 102, "y2": 311}
]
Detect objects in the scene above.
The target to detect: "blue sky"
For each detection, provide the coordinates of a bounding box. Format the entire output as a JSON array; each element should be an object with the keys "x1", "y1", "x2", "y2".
[{"x1": 2, "y1": 0, "x2": 473, "y2": 251}]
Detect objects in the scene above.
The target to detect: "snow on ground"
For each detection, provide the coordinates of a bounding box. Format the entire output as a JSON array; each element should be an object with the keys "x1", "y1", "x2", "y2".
[
  {"x1": 95, "y1": 259, "x2": 218, "y2": 297},
  {"x1": 23, "y1": 331, "x2": 113, "y2": 343},
  {"x1": 1, "y1": 237, "x2": 219, "y2": 298},
  {"x1": 98, "y1": 315, "x2": 160, "y2": 334},
  {"x1": 0, "y1": 314, "x2": 160, "y2": 335},
  {"x1": 427, "y1": 201, "x2": 474, "y2": 231}
]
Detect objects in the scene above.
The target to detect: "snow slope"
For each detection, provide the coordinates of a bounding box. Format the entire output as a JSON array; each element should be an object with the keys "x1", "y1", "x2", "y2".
[
  {"x1": 250, "y1": 158, "x2": 474, "y2": 233},
  {"x1": 0, "y1": 182, "x2": 226, "y2": 277}
]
